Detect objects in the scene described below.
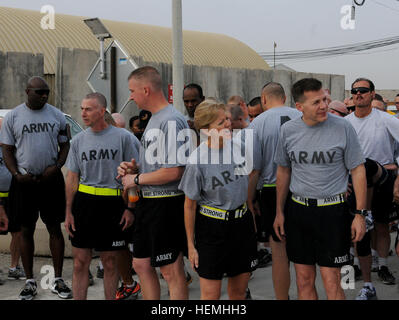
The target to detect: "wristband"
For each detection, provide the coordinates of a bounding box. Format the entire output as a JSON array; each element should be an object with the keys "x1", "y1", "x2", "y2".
[
  {"x1": 354, "y1": 209, "x2": 368, "y2": 217},
  {"x1": 134, "y1": 174, "x2": 141, "y2": 186}
]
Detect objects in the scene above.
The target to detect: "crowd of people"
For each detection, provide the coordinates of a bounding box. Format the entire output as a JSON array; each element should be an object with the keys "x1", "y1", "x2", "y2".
[{"x1": 0, "y1": 66, "x2": 399, "y2": 301}]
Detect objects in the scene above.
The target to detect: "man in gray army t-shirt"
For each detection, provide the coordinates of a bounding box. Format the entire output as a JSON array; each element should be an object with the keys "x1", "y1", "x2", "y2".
[
  {"x1": 0, "y1": 76, "x2": 71, "y2": 300},
  {"x1": 64, "y1": 92, "x2": 140, "y2": 300},
  {"x1": 273, "y1": 78, "x2": 367, "y2": 300},
  {"x1": 118, "y1": 66, "x2": 189, "y2": 300},
  {"x1": 248, "y1": 82, "x2": 301, "y2": 300}
]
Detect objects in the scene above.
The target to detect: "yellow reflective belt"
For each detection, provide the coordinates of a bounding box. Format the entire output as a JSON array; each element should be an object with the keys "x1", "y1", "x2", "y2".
[
  {"x1": 78, "y1": 184, "x2": 121, "y2": 196},
  {"x1": 0, "y1": 192, "x2": 9, "y2": 198},
  {"x1": 263, "y1": 184, "x2": 276, "y2": 188}
]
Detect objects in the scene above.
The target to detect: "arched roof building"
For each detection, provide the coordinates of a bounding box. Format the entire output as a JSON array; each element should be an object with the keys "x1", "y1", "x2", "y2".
[{"x1": 0, "y1": 6, "x2": 270, "y2": 74}]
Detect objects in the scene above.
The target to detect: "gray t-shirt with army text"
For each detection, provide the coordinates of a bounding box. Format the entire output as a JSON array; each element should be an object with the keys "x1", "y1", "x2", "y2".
[
  {"x1": 249, "y1": 106, "x2": 302, "y2": 189},
  {"x1": 0, "y1": 103, "x2": 68, "y2": 175},
  {"x1": 139, "y1": 104, "x2": 190, "y2": 192},
  {"x1": 274, "y1": 114, "x2": 365, "y2": 198},
  {"x1": 66, "y1": 125, "x2": 140, "y2": 189},
  {"x1": 0, "y1": 148, "x2": 11, "y2": 192},
  {"x1": 178, "y1": 140, "x2": 249, "y2": 210}
]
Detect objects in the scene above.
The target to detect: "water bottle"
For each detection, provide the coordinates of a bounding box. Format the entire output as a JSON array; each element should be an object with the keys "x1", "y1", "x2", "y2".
[{"x1": 128, "y1": 187, "x2": 139, "y2": 203}]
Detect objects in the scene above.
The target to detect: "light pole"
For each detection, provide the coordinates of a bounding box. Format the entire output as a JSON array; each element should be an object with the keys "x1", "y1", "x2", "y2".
[
  {"x1": 83, "y1": 18, "x2": 112, "y2": 79},
  {"x1": 172, "y1": 0, "x2": 184, "y2": 114}
]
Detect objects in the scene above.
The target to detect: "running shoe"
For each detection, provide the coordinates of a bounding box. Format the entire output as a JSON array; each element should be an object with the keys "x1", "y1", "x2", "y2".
[
  {"x1": 8, "y1": 266, "x2": 26, "y2": 280},
  {"x1": 371, "y1": 255, "x2": 379, "y2": 272},
  {"x1": 245, "y1": 288, "x2": 252, "y2": 300},
  {"x1": 17, "y1": 266, "x2": 26, "y2": 280},
  {"x1": 257, "y1": 249, "x2": 272, "y2": 268},
  {"x1": 88, "y1": 270, "x2": 94, "y2": 286},
  {"x1": 355, "y1": 286, "x2": 377, "y2": 300},
  {"x1": 51, "y1": 279, "x2": 73, "y2": 299},
  {"x1": 115, "y1": 281, "x2": 141, "y2": 300},
  {"x1": 377, "y1": 266, "x2": 396, "y2": 285},
  {"x1": 19, "y1": 281, "x2": 37, "y2": 300},
  {"x1": 96, "y1": 266, "x2": 104, "y2": 279}
]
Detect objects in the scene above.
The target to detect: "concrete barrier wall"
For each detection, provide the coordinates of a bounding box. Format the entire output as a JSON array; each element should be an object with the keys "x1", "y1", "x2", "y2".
[
  {"x1": 0, "y1": 52, "x2": 44, "y2": 109},
  {"x1": 55, "y1": 48, "x2": 99, "y2": 124},
  {"x1": 0, "y1": 49, "x2": 346, "y2": 122}
]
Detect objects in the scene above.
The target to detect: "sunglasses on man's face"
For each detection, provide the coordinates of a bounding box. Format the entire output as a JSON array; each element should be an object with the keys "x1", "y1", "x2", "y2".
[
  {"x1": 351, "y1": 87, "x2": 371, "y2": 95},
  {"x1": 29, "y1": 88, "x2": 50, "y2": 96}
]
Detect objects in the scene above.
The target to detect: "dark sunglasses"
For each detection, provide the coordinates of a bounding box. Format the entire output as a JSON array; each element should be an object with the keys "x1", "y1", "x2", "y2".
[
  {"x1": 351, "y1": 87, "x2": 371, "y2": 95},
  {"x1": 29, "y1": 88, "x2": 50, "y2": 96},
  {"x1": 347, "y1": 106, "x2": 355, "y2": 112},
  {"x1": 329, "y1": 108, "x2": 348, "y2": 117}
]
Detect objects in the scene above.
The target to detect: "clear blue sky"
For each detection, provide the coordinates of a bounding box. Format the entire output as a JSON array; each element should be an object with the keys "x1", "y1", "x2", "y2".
[{"x1": 1, "y1": 0, "x2": 398, "y2": 90}]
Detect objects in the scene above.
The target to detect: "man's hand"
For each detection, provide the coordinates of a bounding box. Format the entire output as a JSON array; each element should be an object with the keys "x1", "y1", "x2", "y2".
[
  {"x1": 64, "y1": 213, "x2": 75, "y2": 238},
  {"x1": 41, "y1": 165, "x2": 59, "y2": 182},
  {"x1": 273, "y1": 211, "x2": 286, "y2": 241},
  {"x1": 117, "y1": 159, "x2": 138, "y2": 178},
  {"x1": 15, "y1": 173, "x2": 38, "y2": 185},
  {"x1": 188, "y1": 245, "x2": 199, "y2": 271},
  {"x1": 0, "y1": 206, "x2": 8, "y2": 232},
  {"x1": 122, "y1": 174, "x2": 136, "y2": 191},
  {"x1": 120, "y1": 209, "x2": 134, "y2": 231},
  {"x1": 248, "y1": 199, "x2": 261, "y2": 217},
  {"x1": 351, "y1": 215, "x2": 366, "y2": 242}
]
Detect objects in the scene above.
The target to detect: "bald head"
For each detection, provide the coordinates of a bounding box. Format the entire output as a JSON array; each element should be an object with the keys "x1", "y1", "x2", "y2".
[
  {"x1": 328, "y1": 100, "x2": 349, "y2": 117},
  {"x1": 227, "y1": 95, "x2": 245, "y2": 105},
  {"x1": 25, "y1": 76, "x2": 50, "y2": 110},
  {"x1": 111, "y1": 113, "x2": 126, "y2": 128},
  {"x1": 261, "y1": 82, "x2": 286, "y2": 110},
  {"x1": 27, "y1": 76, "x2": 48, "y2": 90}
]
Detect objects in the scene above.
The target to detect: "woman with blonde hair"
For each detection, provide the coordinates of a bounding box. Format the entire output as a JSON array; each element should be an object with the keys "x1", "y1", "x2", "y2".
[{"x1": 178, "y1": 101, "x2": 258, "y2": 300}]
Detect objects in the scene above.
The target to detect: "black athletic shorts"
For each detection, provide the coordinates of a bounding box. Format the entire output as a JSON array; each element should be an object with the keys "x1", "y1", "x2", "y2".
[
  {"x1": 258, "y1": 186, "x2": 281, "y2": 242},
  {"x1": 70, "y1": 191, "x2": 128, "y2": 251},
  {"x1": 285, "y1": 197, "x2": 352, "y2": 268},
  {"x1": 132, "y1": 195, "x2": 187, "y2": 267},
  {"x1": 371, "y1": 169, "x2": 398, "y2": 223},
  {"x1": 7, "y1": 170, "x2": 65, "y2": 231},
  {"x1": 195, "y1": 205, "x2": 258, "y2": 280}
]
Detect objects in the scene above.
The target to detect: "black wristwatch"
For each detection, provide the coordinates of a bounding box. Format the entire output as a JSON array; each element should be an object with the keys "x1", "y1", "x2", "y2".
[
  {"x1": 134, "y1": 174, "x2": 140, "y2": 186},
  {"x1": 355, "y1": 209, "x2": 368, "y2": 217}
]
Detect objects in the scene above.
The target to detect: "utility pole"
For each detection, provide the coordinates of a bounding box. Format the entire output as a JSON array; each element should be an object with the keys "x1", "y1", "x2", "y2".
[
  {"x1": 273, "y1": 42, "x2": 277, "y2": 69},
  {"x1": 172, "y1": 0, "x2": 184, "y2": 114}
]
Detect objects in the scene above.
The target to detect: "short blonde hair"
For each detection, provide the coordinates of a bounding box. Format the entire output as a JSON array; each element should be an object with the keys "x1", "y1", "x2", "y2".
[{"x1": 194, "y1": 101, "x2": 226, "y2": 130}]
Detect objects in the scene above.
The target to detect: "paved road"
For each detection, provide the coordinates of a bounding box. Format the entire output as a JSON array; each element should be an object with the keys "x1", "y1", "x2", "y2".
[{"x1": 0, "y1": 234, "x2": 398, "y2": 300}]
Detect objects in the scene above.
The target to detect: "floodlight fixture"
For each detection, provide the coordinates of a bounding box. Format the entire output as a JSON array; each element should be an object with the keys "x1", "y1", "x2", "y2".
[
  {"x1": 83, "y1": 18, "x2": 112, "y2": 39},
  {"x1": 83, "y1": 18, "x2": 112, "y2": 79}
]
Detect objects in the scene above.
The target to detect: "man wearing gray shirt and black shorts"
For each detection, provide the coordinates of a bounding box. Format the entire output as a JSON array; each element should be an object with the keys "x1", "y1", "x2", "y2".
[
  {"x1": 0, "y1": 76, "x2": 71, "y2": 300},
  {"x1": 274, "y1": 78, "x2": 367, "y2": 300},
  {"x1": 64, "y1": 92, "x2": 140, "y2": 300},
  {"x1": 118, "y1": 66, "x2": 189, "y2": 300},
  {"x1": 248, "y1": 82, "x2": 301, "y2": 300}
]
